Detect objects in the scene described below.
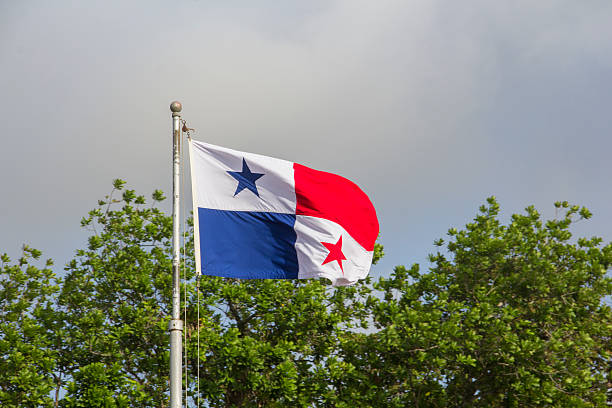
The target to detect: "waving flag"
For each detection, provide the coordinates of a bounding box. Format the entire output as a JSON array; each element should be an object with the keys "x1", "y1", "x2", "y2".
[{"x1": 188, "y1": 139, "x2": 378, "y2": 286}]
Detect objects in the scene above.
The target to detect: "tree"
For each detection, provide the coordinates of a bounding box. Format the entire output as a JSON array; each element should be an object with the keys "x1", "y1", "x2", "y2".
[
  {"x1": 339, "y1": 198, "x2": 611, "y2": 407},
  {"x1": 0, "y1": 246, "x2": 58, "y2": 407},
  {"x1": 56, "y1": 179, "x2": 173, "y2": 407},
  {"x1": 186, "y1": 273, "x2": 376, "y2": 406},
  {"x1": 52, "y1": 180, "x2": 383, "y2": 407},
  {"x1": 1, "y1": 181, "x2": 610, "y2": 408}
]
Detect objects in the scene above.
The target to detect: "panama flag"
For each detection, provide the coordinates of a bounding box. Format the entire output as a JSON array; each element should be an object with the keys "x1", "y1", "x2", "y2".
[{"x1": 188, "y1": 139, "x2": 379, "y2": 286}]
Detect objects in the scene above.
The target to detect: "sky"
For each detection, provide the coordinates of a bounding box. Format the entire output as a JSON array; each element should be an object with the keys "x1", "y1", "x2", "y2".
[{"x1": 1, "y1": 0, "x2": 611, "y2": 279}]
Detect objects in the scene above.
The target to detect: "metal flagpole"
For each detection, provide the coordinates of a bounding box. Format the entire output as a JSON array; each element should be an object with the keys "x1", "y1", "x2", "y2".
[{"x1": 169, "y1": 101, "x2": 184, "y2": 408}]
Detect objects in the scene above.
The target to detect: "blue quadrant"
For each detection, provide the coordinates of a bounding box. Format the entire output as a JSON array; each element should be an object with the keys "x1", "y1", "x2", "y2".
[{"x1": 198, "y1": 208, "x2": 298, "y2": 279}]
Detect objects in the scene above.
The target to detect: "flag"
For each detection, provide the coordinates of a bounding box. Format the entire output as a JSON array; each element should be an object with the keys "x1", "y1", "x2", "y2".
[{"x1": 188, "y1": 139, "x2": 379, "y2": 286}]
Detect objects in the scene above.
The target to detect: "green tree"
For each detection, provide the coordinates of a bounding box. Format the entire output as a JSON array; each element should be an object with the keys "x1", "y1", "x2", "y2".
[
  {"x1": 0, "y1": 246, "x2": 58, "y2": 407},
  {"x1": 340, "y1": 198, "x2": 611, "y2": 407},
  {"x1": 2, "y1": 181, "x2": 610, "y2": 408},
  {"x1": 187, "y1": 275, "x2": 376, "y2": 407},
  {"x1": 54, "y1": 180, "x2": 383, "y2": 407},
  {"x1": 56, "y1": 180, "x2": 173, "y2": 407}
]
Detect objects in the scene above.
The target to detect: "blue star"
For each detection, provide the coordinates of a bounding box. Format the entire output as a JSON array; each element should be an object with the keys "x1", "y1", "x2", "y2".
[{"x1": 227, "y1": 158, "x2": 265, "y2": 197}]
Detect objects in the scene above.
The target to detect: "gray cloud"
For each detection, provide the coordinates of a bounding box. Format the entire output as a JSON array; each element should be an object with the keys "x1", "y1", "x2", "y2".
[{"x1": 1, "y1": 0, "x2": 611, "y2": 276}]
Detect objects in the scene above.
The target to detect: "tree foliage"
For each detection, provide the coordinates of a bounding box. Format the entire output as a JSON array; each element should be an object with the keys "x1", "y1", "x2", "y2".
[
  {"x1": 0, "y1": 247, "x2": 57, "y2": 407},
  {"x1": 0, "y1": 182, "x2": 609, "y2": 407},
  {"x1": 338, "y1": 198, "x2": 611, "y2": 407}
]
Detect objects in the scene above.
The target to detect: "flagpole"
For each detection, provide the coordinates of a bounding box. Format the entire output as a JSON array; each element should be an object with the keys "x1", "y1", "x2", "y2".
[{"x1": 169, "y1": 101, "x2": 184, "y2": 408}]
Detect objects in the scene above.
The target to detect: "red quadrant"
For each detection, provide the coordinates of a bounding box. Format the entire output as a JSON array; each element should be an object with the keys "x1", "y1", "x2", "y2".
[{"x1": 294, "y1": 163, "x2": 379, "y2": 251}]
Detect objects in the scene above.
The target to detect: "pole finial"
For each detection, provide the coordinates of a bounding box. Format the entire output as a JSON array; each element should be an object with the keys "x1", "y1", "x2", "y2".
[{"x1": 170, "y1": 101, "x2": 182, "y2": 113}]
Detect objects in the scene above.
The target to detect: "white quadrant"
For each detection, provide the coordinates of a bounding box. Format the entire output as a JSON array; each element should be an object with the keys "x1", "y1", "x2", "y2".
[
  {"x1": 190, "y1": 140, "x2": 296, "y2": 214},
  {"x1": 295, "y1": 215, "x2": 373, "y2": 286}
]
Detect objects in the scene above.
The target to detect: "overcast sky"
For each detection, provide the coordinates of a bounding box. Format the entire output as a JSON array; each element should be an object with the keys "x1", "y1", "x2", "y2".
[{"x1": 1, "y1": 0, "x2": 611, "y2": 278}]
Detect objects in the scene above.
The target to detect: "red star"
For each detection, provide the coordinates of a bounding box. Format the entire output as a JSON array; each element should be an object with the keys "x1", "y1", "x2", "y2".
[{"x1": 321, "y1": 235, "x2": 347, "y2": 273}]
